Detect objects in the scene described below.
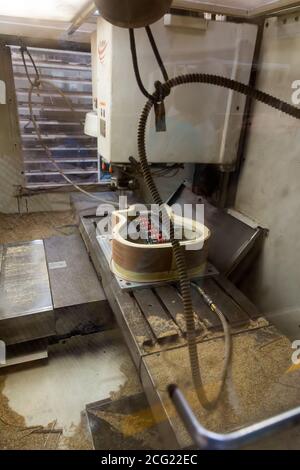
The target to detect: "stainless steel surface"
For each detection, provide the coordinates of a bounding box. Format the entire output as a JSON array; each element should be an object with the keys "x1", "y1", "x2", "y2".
[
  {"x1": 79, "y1": 215, "x2": 156, "y2": 365},
  {"x1": 200, "y1": 199, "x2": 263, "y2": 277},
  {"x1": 86, "y1": 392, "x2": 161, "y2": 450},
  {"x1": 0, "y1": 240, "x2": 52, "y2": 319},
  {"x1": 0, "y1": 232, "x2": 112, "y2": 348},
  {"x1": 170, "y1": 385, "x2": 300, "y2": 450},
  {"x1": 0, "y1": 340, "x2": 48, "y2": 369},
  {"x1": 155, "y1": 285, "x2": 203, "y2": 335},
  {"x1": 195, "y1": 278, "x2": 250, "y2": 327},
  {"x1": 68, "y1": 1, "x2": 97, "y2": 36},
  {"x1": 133, "y1": 289, "x2": 179, "y2": 341},
  {"x1": 167, "y1": 183, "x2": 265, "y2": 279},
  {"x1": 138, "y1": 358, "x2": 180, "y2": 449},
  {"x1": 0, "y1": 240, "x2": 55, "y2": 345},
  {"x1": 45, "y1": 233, "x2": 107, "y2": 309},
  {"x1": 44, "y1": 232, "x2": 113, "y2": 336},
  {"x1": 214, "y1": 274, "x2": 260, "y2": 320}
]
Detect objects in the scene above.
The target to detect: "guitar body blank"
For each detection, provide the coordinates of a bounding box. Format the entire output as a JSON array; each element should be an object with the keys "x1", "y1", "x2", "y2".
[{"x1": 111, "y1": 205, "x2": 210, "y2": 283}]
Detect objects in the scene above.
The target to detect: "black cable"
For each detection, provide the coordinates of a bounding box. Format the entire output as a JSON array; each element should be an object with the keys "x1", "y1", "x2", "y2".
[
  {"x1": 20, "y1": 47, "x2": 40, "y2": 87},
  {"x1": 129, "y1": 29, "x2": 154, "y2": 101},
  {"x1": 145, "y1": 25, "x2": 169, "y2": 82},
  {"x1": 137, "y1": 73, "x2": 300, "y2": 409},
  {"x1": 129, "y1": 28, "x2": 170, "y2": 104}
]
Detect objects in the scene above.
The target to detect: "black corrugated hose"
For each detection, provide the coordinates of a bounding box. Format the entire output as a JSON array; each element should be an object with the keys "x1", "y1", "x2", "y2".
[
  {"x1": 136, "y1": 73, "x2": 300, "y2": 410},
  {"x1": 128, "y1": 25, "x2": 300, "y2": 409}
]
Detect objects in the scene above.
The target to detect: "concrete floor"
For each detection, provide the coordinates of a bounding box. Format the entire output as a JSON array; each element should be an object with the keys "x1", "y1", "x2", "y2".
[{"x1": 0, "y1": 329, "x2": 141, "y2": 449}]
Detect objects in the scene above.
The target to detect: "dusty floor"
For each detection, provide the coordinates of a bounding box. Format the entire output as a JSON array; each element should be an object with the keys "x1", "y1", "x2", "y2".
[
  {"x1": 0, "y1": 330, "x2": 142, "y2": 450},
  {"x1": 0, "y1": 211, "x2": 142, "y2": 450},
  {"x1": 0, "y1": 211, "x2": 76, "y2": 245}
]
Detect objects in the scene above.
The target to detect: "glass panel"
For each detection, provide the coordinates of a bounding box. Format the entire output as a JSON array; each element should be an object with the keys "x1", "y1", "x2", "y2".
[
  {"x1": 10, "y1": 46, "x2": 101, "y2": 188},
  {"x1": 0, "y1": 0, "x2": 88, "y2": 22}
]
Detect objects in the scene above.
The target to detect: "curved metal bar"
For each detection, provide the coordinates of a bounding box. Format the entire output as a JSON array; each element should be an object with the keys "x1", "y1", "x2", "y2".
[{"x1": 168, "y1": 384, "x2": 300, "y2": 450}]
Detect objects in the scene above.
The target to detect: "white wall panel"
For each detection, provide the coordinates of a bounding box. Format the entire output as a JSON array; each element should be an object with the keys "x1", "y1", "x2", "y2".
[{"x1": 235, "y1": 15, "x2": 300, "y2": 340}]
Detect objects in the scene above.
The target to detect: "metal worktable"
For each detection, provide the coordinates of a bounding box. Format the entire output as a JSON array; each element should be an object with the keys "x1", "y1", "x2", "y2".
[
  {"x1": 0, "y1": 231, "x2": 113, "y2": 366},
  {"x1": 0, "y1": 240, "x2": 54, "y2": 346},
  {"x1": 79, "y1": 211, "x2": 300, "y2": 449}
]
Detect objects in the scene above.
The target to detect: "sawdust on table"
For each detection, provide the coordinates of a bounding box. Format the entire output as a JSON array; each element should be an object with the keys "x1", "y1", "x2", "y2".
[
  {"x1": 175, "y1": 312, "x2": 201, "y2": 333},
  {"x1": 144, "y1": 327, "x2": 300, "y2": 448},
  {"x1": 110, "y1": 357, "x2": 142, "y2": 402},
  {"x1": 147, "y1": 315, "x2": 178, "y2": 338},
  {"x1": 175, "y1": 313, "x2": 187, "y2": 332},
  {"x1": 0, "y1": 211, "x2": 76, "y2": 245},
  {"x1": 135, "y1": 335, "x2": 151, "y2": 348}
]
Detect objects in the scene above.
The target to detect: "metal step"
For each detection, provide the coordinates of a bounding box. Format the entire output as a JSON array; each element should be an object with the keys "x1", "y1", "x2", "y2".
[{"x1": 0, "y1": 340, "x2": 48, "y2": 369}]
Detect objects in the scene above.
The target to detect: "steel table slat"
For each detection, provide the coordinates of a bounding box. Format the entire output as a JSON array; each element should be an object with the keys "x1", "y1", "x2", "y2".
[
  {"x1": 133, "y1": 289, "x2": 179, "y2": 341},
  {"x1": 196, "y1": 278, "x2": 250, "y2": 327},
  {"x1": 155, "y1": 285, "x2": 203, "y2": 334}
]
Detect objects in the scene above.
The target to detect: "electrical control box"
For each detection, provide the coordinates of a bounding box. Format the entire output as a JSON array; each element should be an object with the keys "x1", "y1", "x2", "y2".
[{"x1": 93, "y1": 15, "x2": 257, "y2": 164}]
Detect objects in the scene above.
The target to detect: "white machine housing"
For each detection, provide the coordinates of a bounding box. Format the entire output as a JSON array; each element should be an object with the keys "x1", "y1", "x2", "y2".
[{"x1": 93, "y1": 14, "x2": 257, "y2": 164}]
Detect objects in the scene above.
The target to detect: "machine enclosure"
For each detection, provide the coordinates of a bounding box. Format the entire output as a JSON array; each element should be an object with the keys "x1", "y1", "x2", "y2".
[{"x1": 93, "y1": 15, "x2": 257, "y2": 165}]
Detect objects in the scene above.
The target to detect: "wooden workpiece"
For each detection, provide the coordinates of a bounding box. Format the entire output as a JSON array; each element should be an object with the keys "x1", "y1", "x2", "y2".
[{"x1": 79, "y1": 213, "x2": 300, "y2": 449}]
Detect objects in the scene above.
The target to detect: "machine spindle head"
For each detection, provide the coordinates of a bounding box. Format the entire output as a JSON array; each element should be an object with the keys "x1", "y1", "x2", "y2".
[{"x1": 94, "y1": 0, "x2": 172, "y2": 28}]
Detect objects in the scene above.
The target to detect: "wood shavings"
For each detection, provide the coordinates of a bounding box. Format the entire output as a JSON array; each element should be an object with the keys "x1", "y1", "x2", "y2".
[
  {"x1": 59, "y1": 414, "x2": 93, "y2": 450},
  {"x1": 110, "y1": 358, "x2": 142, "y2": 402},
  {"x1": 147, "y1": 315, "x2": 178, "y2": 338},
  {"x1": 143, "y1": 327, "x2": 300, "y2": 448},
  {"x1": 0, "y1": 211, "x2": 76, "y2": 245},
  {"x1": 0, "y1": 376, "x2": 89, "y2": 450}
]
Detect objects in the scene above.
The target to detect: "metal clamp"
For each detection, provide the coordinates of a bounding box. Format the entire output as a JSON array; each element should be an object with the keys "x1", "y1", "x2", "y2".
[{"x1": 168, "y1": 384, "x2": 300, "y2": 450}]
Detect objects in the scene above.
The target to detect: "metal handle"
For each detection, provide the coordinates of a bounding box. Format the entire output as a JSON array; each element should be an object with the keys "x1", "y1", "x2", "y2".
[{"x1": 168, "y1": 384, "x2": 300, "y2": 450}]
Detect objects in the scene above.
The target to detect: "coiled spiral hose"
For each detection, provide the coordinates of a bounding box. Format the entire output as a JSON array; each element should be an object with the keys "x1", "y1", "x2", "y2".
[{"x1": 137, "y1": 73, "x2": 300, "y2": 409}]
